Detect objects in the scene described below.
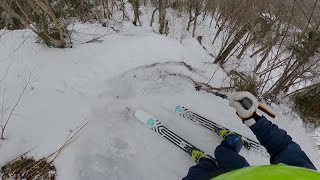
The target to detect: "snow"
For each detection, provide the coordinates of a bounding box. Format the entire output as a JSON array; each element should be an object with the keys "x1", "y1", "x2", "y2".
[{"x1": 0, "y1": 15, "x2": 320, "y2": 180}]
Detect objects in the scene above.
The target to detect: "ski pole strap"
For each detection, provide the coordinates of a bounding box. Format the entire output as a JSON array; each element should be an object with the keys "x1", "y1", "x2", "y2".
[
  {"x1": 214, "y1": 92, "x2": 228, "y2": 99},
  {"x1": 258, "y1": 103, "x2": 275, "y2": 118}
]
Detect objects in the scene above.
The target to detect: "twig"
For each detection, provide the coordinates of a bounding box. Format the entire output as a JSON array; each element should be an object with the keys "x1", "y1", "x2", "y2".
[
  {"x1": 4, "y1": 146, "x2": 37, "y2": 165},
  {"x1": 0, "y1": 72, "x2": 32, "y2": 140},
  {"x1": 81, "y1": 28, "x2": 116, "y2": 44},
  {"x1": 48, "y1": 120, "x2": 89, "y2": 163},
  {"x1": 0, "y1": 33, "x2": 32, "y2": 63},
  {"x1": 1, "y1": 87, "x2": 6, "y2": 128},
  {"x1": 0, "y1": 58, "x2": 14, "y2": 83},
  {"x1": 207, "y1": 66, "x2": 220, "y2": 84}
]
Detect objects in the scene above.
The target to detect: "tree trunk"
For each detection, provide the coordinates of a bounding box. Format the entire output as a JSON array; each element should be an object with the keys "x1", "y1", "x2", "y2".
[
  {"x1": 187, "y1": 0, "x2": 193, "y2": 32},
  {"x1": 214, "y1": 24, "x2": 249, "y2": 65},
  {"x1": 192, "y1": 0, "x2": 200, "y2": 37},
  {"x1": 133, "y1": 0, "x2": 140, "y2": 26},
  {"x1": 119, "y1": 0, "x2": 127, "y2": 20},
  {"x1": 253, "y1": 46, "x2": 272, "y2": 73},
  {"x1": 159, "y1": 0, "x2": 166, "y2": 34},
  {"x1": 105, "y1": 0, "x2": 112, "y2": 19},
  {"x1": 102, "y1": 0, "x2": 107, "y2": 18},
  {"x1": 236, "y1": 34, "x2": 254, "y2": 59},
  {"x1": 250, "y1": 46, "x2": 266, "y2": 58}
]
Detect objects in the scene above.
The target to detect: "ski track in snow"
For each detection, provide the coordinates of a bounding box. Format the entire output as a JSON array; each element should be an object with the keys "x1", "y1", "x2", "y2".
[{"x1": 0, "y1": 22, "x2": 319, "y2": 179}]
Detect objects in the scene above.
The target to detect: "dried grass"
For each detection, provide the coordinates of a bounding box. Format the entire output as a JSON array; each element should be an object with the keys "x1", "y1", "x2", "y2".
[{"x1": 1, "y1": 120, "x2": 88, "y2": 180}]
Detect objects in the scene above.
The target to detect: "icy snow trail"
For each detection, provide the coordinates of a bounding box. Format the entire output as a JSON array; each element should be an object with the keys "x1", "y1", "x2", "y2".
[{"x1": 0, "y1": 23, "x2": 319, "y2": 180}]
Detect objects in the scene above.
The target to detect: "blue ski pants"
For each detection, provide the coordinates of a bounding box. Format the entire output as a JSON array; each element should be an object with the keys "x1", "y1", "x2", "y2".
[{"x1": 183, "y1": 117, "x2": 316, "y2": 180}]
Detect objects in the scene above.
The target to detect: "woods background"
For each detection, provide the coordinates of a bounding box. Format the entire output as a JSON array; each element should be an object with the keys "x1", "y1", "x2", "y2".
[{"x1": 0, "y1": 0, "x2": 319, "y2": 124}]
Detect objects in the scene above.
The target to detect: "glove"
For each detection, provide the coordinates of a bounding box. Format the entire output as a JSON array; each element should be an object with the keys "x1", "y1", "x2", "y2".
[{"x1": 228, "y1": 91, "x2": 260, "y2": 126}]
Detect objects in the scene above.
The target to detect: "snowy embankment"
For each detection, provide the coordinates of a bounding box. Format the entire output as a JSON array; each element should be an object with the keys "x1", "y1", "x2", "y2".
[{"x1": 0, "y1": 21, "x2": 319, "y2": 179}]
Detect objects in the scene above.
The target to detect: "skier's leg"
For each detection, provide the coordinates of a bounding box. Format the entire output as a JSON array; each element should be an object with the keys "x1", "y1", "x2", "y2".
[
  {"x1": 184, "y1": 134, "x2": 249, "y2": 179},
  {"x1": 214, "y1": 134, "x2": 250, "y2": 171},
  {"x1": 183, "y1": 158, "x2": 218, "y2": 180}
]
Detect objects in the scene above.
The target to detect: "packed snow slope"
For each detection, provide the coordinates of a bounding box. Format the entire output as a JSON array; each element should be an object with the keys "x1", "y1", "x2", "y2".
[{"x1": 0, "y1": 22, "x2": 319, "y2": 179}]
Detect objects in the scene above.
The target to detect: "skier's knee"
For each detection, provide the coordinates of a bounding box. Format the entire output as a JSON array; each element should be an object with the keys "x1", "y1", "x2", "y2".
[{"x1": 216, "y1": 134, "x2": 243, "y2": 153}]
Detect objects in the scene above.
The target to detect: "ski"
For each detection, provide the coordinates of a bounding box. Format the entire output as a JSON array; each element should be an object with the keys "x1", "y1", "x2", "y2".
[
  {"x1": 135, "y1": 110, "x2": 214, "y2": 160},
  {"x1": 169, "y1": 105, "x2": 269, "y2": 156}
]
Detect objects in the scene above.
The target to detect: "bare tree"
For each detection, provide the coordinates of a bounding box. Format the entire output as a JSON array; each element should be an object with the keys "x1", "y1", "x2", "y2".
[
  {"x1": 102, "y1": 0, "x2": 113, "y2": 20},
  {"x1": 158, "y1": 0, "x2": 167, "y2": 34},
  {"x1": 192, "y1": 0, "x2": 201, "y2": 37},
  {"x1": 119, "y1": 0, "x2": 129, "y2": 21},
  {"x1": 214, "y1": 24, "x2": 250, "y2": 65},
  {"x1": 94, "y1": 0, "x2": 104, "y2": 23},
  {"x1": 263, "y1": 29, "x2": 320, "y2": 99},
  {"x1": 0, "y1": 0, "x2": 69, "y2": 48},
  {"x1": 186, "y1": 0, "x2": 193, "y2": 32},
  {"x1": 132, "y1": 0, "x2": 141, "y2": 26}
]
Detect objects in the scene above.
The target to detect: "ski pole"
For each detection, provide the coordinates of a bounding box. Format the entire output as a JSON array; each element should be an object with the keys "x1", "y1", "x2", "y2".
[{"x1": 195, "y1": 85, "x2": 276, "y2": 118}]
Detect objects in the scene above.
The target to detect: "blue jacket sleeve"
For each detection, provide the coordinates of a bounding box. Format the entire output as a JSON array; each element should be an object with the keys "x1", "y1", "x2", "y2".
[{"x1": 250, "y1": 116, "x2": 317, "y2": 170}]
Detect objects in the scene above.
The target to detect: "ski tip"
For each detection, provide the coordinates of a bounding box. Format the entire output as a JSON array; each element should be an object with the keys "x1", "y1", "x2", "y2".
[
  {"x1": 134, "y1": 110, "x2": 145, "y2": 117},
  {"x1": 160, "y1": 104, "x2": 185, "y2": 113},
  {"x1": 135, "y1": 110, "x2": 158, "y2": 128},
  {"x1": 135, "y1": 110, "x2": 149, "y2": 122}
]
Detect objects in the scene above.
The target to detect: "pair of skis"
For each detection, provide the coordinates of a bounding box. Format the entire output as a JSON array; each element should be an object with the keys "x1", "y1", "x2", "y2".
[{"x1": 135, "y1": 105, "x2": 269, "y2": 161}]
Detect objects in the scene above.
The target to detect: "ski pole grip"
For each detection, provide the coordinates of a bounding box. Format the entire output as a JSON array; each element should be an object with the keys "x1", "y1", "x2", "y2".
[{"x1": 240, "y1": 97, "x2": 253, "y2": 110}]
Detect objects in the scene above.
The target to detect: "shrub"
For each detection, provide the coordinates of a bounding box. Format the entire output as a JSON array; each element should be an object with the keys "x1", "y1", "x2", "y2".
[
  {"x1": 229, "y1": 70, "x2": 260, "y2": 96},
  {"x1": 0, "y1": 0, "x2": 71, "y2": 48},
  {"x1": 293, "y1": 86, "x2": 320, "y2": 125},
  {"x1": 1, "y1": 156, "x2": 56, "y2": 180}
]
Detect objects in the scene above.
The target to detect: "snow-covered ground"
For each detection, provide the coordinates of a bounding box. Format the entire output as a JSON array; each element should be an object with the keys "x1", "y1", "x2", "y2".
[{"x1": 0, "y1": 17, "x2": 320, "y2": 180}]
